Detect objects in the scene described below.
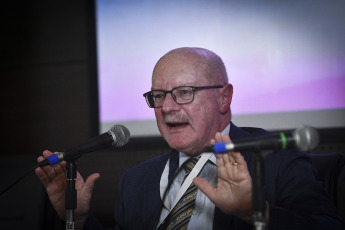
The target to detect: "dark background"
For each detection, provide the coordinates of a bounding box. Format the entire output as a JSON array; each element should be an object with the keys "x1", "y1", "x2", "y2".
[{"x1": 1, "y1": 1, "x2": 344, "y2": 229}]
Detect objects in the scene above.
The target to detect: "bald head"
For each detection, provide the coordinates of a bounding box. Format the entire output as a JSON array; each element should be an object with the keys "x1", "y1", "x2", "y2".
[{"x1": 153, "y1": 47, "x2": 228, "y2": 85}]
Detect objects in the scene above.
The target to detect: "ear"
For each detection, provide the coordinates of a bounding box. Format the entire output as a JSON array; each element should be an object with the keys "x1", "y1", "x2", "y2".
[{"x1": 219, "y1": 84, "x2": 233, "y2": 114}]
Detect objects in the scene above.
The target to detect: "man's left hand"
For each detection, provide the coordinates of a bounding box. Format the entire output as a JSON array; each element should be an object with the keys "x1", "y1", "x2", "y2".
[{"x1": 193, "y1": 132, "x2": 255, "y2": 223}]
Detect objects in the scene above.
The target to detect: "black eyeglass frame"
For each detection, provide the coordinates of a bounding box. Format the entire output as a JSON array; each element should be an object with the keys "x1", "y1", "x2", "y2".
[{"x1": 143, "y1": 85, "x2": 224, "y2": 108}]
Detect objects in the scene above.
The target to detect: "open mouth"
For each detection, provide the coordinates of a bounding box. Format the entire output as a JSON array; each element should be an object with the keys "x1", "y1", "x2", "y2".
[{"x1": 166, "y1": 122, "x2": 189, "y2": 128}]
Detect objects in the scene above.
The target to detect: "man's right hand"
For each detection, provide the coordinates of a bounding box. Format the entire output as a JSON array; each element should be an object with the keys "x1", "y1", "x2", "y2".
[{"x1": 35, "y1": 150, "x2": 100, "y2": 228}]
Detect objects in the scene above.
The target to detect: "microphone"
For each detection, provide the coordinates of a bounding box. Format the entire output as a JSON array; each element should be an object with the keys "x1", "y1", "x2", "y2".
[
  {"x1": 205, "y1": 126, "x2": 319, "y2": 153},
  {"x1": 38, "y1": 124, "x2": 130, "y2": 167}
]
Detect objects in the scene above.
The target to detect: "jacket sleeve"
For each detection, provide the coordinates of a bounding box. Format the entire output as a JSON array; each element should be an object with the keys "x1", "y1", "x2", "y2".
[
  {"x1": 82, "y1": 212, "x2": 106, "y2": 230},
  {"x1": 265, "y1": 151, "x2": 345, "y2": 230}
]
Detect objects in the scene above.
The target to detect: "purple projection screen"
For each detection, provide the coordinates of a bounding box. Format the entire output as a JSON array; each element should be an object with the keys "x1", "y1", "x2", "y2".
[{"x1": 96, "y1": 0, "x2": 345, "y2": 136}]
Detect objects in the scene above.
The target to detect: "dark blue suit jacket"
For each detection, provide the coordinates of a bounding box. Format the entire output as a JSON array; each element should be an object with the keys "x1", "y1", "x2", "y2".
[{"x1": 85, "y1": 123, "x2": 345, "y2": 230}]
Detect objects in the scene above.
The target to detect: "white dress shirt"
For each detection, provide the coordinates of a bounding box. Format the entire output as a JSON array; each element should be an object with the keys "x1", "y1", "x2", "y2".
[{"x1": 158, "y1": 124, "x2": 230, "y2": 229}]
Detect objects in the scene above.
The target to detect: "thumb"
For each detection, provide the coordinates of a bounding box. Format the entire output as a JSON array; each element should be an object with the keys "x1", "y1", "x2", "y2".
[
  {"x1": 83, "y1": 173, "x2": 101, "y2": 193},
  {"x1": 193, "y1": 177, "x2": 216, "y2": 201},
  {"x1": 75, "y1": 173, "x2": 101, "y2": 223}
]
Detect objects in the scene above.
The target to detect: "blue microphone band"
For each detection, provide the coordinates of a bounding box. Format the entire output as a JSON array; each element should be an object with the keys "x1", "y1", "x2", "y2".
[
  {"x1": 47, "y1": 154, "x2": 60, "y2": 165},
  {"x1": 213, "y1": 143, "x2": 227, "y2": 153}
]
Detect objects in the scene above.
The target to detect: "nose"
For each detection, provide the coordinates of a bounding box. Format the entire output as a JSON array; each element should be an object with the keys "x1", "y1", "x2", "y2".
[{"x1": 161, "y1": 93, "x2": 180, "y2": 113}]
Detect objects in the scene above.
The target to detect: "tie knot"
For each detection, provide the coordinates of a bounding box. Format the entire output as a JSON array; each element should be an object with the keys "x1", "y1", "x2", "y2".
[{"x1": 185, "y1": 156, "x2": 201, "y2": 174}]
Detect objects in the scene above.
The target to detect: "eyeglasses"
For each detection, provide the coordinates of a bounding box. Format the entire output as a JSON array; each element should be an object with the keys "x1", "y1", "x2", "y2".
[{"x1": 143, "y1": 85, "x2": 224, "y2": 108}]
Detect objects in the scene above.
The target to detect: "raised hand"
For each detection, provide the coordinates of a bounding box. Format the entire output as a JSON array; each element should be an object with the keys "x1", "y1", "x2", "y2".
[
  {"x1": 193, "y1": 132, "x2": 255, "y2": 223},
  {"x1": 35, "y1": 150, "x2": 100, "y2": 228}
]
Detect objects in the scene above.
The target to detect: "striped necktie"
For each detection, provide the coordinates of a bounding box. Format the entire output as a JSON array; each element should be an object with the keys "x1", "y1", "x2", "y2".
[{"x1": 159, "y1": 156, "x2": 200, "y2": 230}]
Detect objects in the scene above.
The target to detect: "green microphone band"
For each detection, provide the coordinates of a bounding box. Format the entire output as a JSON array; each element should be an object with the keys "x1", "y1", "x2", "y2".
[{"x1": 280, "y1": 132, "x2": 287, "y2": 150}]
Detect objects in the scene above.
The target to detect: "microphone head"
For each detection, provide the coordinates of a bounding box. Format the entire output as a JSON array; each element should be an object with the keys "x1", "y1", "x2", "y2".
[
  {"x1": 293, "y1": 126, "x2": 319, "y2": 152},
  {"x1": 108, "y1": 125, "x2": 131, "y2": 147}
]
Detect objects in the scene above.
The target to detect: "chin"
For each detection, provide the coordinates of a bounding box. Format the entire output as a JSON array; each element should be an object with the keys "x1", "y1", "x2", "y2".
[
  {"x1": 166, "y1": 137, "x2": 200, "y2": 154},
  {"x1": 165, "y1": 136, "x2": 188, "y2": 150},
  {"x1": 160, "y1": 126, "x2": 199, "y2": 152}
]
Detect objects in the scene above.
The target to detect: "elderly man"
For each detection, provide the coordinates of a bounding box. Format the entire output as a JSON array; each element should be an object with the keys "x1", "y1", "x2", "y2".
[{"x1": 36, "y1": 47, "x2": 344, "y2": 229}]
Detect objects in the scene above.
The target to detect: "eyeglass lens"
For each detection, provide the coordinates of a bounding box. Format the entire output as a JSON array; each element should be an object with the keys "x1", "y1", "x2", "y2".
[{"x1": 150, "y1": 86, "x2": 194, "y2": 107}]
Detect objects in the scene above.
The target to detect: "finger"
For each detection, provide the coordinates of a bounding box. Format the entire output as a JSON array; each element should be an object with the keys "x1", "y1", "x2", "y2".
[
  {"x1": 75, "y1": 171, "x2": 86, "y2": 190},
  {"x1": 231, "y1": 152, "x2": 248, "y2": 171},
  {"x1": 40, "y1": 150, "x2": 66, "y2": 173},
  {"x1": 81, "y1": 173, "x2": 101, "y2": 193},
  {"x1": 215, "y1": 148, "x2": 225, "y2": 168},
  {"x1": 37, "y1": 155, "x2": 46, "y2": 163},
  {"x1": 42, "y1": 150, "x2": 55, "y2": 158},
  {"x1": 35, "y1": 156, "x2": 54, "y2": 183},
  {"x1": 37, "y1": 151, "x2": 55, "y2": 172},
  {"x1": 223, "y1": 134, "x2": 231, "y2": 143},
  {"x1": 39, "y1": 158, "x2": 65, "y2": 179},
  {"x1": 35, "y1": 167, "x2": 55, "y2": 186},
  {"x1": 223, "y1": 135, "x2": 244, "y2": 167},
  {"x1": 214, "y1": 132, "x2": 223, "y2": 142},
  {"x1": 213, "y1": 132, "x2": 226, "y2": 166},
  {"x1": 35, "y1": 162, "x2": 47, "y2": 178},
  {"x1": 209, "y1": 138, "x2": 216, "y2": 146},
  {"x1": 51, "y1": 161, "x2": 66, "y2": 175},
  {"x1": 219, "y1": 134, "x2": 236, "y2": 167},
  {"x1": 41, "y1": 150, "x2": 65, "y2": 169},
  {"x1": 36, "y1": 151, "x2": 66, "y2": 185},
  {"x1": 56, "y1": 161, "x2": 67, "y2": 172},
  {"x1": 193, "y1": 177, "x2": 216, "y2": 201}
]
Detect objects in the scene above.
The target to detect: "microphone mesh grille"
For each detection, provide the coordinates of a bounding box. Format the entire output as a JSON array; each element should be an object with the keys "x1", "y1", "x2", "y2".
[
  {"x1": 294, "y1": 126, "x2": 319, "y2": 152},
  {"x1": 109, "y1": 125, "x2": 131, "y2": 147}
]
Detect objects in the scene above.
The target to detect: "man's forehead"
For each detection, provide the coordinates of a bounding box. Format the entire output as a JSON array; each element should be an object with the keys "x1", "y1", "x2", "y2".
[
  {"x1": 151, "y1": 76, "x2": 211, "y2": 91},
  {"x1": 152, "y1": 76, "x2": 196, "y2": 86}
]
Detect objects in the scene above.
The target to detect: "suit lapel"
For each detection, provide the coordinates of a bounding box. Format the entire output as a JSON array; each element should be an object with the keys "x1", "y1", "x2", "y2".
[{"x1": 145, "y1": 150, "x2": 179, "y2": 229}]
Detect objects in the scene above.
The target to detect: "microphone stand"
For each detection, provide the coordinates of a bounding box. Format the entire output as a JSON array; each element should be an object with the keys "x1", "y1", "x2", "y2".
[
  {"x1": 252, "y1": 151, "x2": 267, "y2": 230},
  {"x1": 65, "y1": 160, "x2": 77, "y2": 230}
]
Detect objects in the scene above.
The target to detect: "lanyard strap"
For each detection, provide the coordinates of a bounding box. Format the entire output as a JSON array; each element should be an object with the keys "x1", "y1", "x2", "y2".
[{"x1": 170, "y1": 152, "x2": 212, "y2": 209}]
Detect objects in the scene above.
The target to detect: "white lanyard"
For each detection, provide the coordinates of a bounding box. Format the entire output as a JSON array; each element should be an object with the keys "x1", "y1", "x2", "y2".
[{"x1": 166, "y1": 152, "x2": 213, "y2": 210}]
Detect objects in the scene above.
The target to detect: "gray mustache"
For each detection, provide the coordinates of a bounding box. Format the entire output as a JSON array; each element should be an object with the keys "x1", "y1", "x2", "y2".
[{"x1": 163, "y1": 113, "x2": 189, "y2": 124}]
